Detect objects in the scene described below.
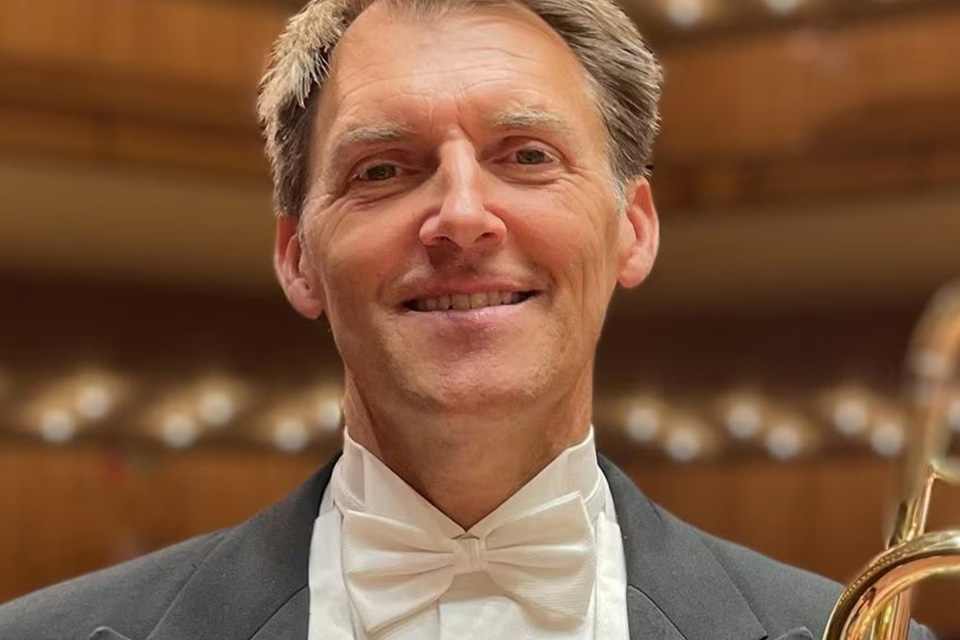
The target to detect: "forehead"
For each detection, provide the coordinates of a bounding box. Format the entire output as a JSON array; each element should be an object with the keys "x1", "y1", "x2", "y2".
[{"x1": 313, "y1": 2, "x2": 604, "y2": 149}]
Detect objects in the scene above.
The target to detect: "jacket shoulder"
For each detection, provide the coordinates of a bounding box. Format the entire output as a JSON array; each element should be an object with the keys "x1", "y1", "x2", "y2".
[
  {"x1": 687, "y1": 516, "x2": 935, "y2": 640},
  {"x1": 0, "y1": 530, "x2": 228, "y2": 640},
  {"x1": 690, "y1": 521, "x2": 843, "y2": 636}
]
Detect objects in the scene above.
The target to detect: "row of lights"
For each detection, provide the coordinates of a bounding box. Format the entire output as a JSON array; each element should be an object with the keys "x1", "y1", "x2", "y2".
[
  {"x1": 663, "y1": 0, "x2": 895, "y2": 28},
  {"x1": 9, "y1": 371, "x2": 343, "y2": 454},
  {"x1": 5, "y1": 370, "x2": 959, "y2": 462},
  {"x1": 617, "y1": 385, "x2": 960, "y2": 462}
]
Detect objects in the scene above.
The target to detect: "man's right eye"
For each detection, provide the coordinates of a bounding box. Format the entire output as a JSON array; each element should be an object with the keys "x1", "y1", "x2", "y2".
[{"x1": 356, "y1": 164, "x2": 399, "y2": 182}]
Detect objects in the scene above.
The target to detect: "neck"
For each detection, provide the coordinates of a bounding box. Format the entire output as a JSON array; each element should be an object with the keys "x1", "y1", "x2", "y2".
[{"x1": 342, "y1": 373, "x2": 594, "y2": 529}]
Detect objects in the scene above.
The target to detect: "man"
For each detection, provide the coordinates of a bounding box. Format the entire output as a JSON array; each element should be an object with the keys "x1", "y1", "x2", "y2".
[{"x1": 0, "y1": 0, "x2": 935, "y2": 638}]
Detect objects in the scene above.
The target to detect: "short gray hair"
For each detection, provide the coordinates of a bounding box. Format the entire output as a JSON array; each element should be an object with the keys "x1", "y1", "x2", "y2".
[{"x1": 257, "y1": 0, "x2": 662, "y2": 217}]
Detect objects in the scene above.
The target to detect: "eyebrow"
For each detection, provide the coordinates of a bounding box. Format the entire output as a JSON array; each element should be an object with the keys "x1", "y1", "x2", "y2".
[
  {"x1": 485, "y1": 106, "x2": 574, "y2": 136},
  {"x1": 321, "y1": 106, "x2": 576, "y2": 183},
  {"x1": 327, "y1": 122, "x2": 415, "y2": 167}
]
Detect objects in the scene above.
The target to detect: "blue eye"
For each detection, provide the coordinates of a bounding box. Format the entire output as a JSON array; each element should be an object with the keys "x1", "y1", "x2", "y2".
[
  {"x1": 358, "y1": 164, "x2": 398, "y2": 181},
  {"x1": 514, "y1": 148, "x2": 552, "y2": 165}
]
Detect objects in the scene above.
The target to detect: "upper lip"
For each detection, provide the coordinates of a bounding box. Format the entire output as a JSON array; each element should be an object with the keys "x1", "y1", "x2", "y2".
[{"x1": 394, "y1": 278, "x2": 543, "y2": 307}]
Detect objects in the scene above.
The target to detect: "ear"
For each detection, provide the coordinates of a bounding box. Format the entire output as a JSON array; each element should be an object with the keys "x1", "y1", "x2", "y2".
[
  {"x1": 274, "y1": 212, "x2": 325, "y2": 320},
  {"x1": 616, "y1": 177, "x2": 660, "y2": 289}
]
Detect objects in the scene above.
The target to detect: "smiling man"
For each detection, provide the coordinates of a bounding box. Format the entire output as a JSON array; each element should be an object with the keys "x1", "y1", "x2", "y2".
[
  {"x1": 274, "y1": 1, "x2": 658, "y2": 537},
  {"x1": 0, "y1": 0, "x2": 937, "y2": 639}
]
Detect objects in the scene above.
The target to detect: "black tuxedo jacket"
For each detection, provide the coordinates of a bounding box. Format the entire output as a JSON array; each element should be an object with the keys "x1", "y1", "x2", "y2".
[{"x1": 0, "y1": 456, "x2": 934, "y2": 640}]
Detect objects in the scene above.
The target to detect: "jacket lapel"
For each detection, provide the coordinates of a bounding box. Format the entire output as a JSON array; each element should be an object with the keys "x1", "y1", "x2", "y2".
[
  {"x1": 93, "y1": 453, "x2": 772, "y2": 640},
  {"x1": 129, "y1": 457, "x2": 338, "y2": 640},
  {"x1": 599, "y1": 457, "x2": 768, "y2": 640},
  {"x1": 89, "y1": 627, "x2": 135, "y2": 640}
]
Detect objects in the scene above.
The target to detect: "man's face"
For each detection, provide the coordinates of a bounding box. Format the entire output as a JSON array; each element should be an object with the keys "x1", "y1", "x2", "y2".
[{"x1": 278, "y1": 2, "x2": 657, "y2": 416}]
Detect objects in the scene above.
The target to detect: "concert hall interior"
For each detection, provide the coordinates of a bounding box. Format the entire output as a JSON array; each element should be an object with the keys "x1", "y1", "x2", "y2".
[{"x1": 1, "y1": 0, "x2": 959, "y2": 636}]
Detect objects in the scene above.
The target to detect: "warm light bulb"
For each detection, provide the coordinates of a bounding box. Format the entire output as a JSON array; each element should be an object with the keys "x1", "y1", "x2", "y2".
[
  {"x1": 75, "y1": 383, "x2": 113, "y2": 421},
  {"x1": 274, "y1": 417, "x2": 310, "y2": 453},
  {"x1": 764, "y1": 0, "x2": 802, "y2": 15},
  {"x1": 624, "y1": 404, "x2": 660, "y2": 443},
  {"x1": 39, "y1": 409, "x2": 76, "y2": 443},
  {"x1": 766, "y1": 423, "x2": 803, "y2": 460},
  {"x1": 161, "y1": 412, "x2": 198, "y2": 448},
  {"x1": 316, "y1": 398, "x2": 342, "y2": 433},
  {"x1": 725, "y1": 402, "x2": 762, "y2": 439},
  {"x1": 665, "y1": 427, "x2": 702, "y2": 462},
  {"x1": 870, "y1": 420, "x2": 905, "y2": 458},
  {"x1": 667, "y1": 0, "x2": 702, "y2": 27},
  {"x1": 833, "y1": 398, "x2": 869, "y2": 436},
  {"x1": 198, "y1": 390, "x2": 235, "y2": 427}
]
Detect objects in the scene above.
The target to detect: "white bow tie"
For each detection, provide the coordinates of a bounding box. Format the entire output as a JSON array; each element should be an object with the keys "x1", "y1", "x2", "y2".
[{"x1": 339, "y1": 492, "x2": 597, "y2": 634}]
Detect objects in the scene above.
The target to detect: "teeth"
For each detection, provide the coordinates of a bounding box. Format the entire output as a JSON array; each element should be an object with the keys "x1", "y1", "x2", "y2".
[{"x1": 411, "y1": 291, "x2": 528, "y2": 312}]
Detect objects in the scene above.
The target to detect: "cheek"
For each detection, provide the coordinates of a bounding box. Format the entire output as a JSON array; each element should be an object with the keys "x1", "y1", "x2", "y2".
[
  {"x1": 306, "y1": 207, "x2": 409, "y2": 323},
  {"x1": 500, "y1": 185, "x2": 616, "y2": 291}
]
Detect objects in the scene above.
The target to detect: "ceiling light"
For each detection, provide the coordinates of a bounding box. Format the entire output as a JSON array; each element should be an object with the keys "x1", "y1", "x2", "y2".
[
  {"x1": 724, "y1": 401, "x2": 762, "y2": 440},
  {"x1": 161, "y1": 412, "x2": 198, "y2": 448},
  {"x1": 316, "y1": 398, "x2": 342, "y2": 433},
  {"x1": 39, "y1": 408, "x2": 76, "y2": 443},
  {"x1": 198, "y1": 389, "x2": 236, "y2": 427},
  {"x1": 665, "y1": 425, "x2": 703, "y2": 462},
  {"x1": 765, "y1": 422, "x2": 803, "y2": 460},
  {"x1": 75, "y1": 383, "x2": 113, "y2": 421},
  {"x1": 624, "y1": 403, "x2": 661, "y2": 443},
  {"x1": 763, "y1": 0, "x2": 802, "y2": 16},
  {"x1": 273, "y1": 417, "x2": 310, "y2": 453},
  {"x1": 870, "y1": 419, "x2": 905, "y2": 458},
  {"x1": 832, "y1": 397, "x2": 870, "y2": 436},
  {"x1": 667, "y1": 0, "x2": 703, "y2": 28}
]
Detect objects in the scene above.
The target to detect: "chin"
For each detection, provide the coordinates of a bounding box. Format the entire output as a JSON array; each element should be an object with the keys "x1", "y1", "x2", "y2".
[{"x1": 399, "y1": 363, "x2": 552, "y2": 416}]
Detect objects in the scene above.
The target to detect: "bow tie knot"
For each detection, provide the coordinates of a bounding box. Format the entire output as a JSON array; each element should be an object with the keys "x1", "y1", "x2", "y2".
[
  {"x1": 452, "y1": 536, "x2": 488, "y2": 575},
  {"x1": 340, "y1": 492, "x2": 597, "y2": 634}
]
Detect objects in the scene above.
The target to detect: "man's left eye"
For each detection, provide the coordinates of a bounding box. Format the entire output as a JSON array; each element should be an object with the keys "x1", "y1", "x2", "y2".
[
  {"x1": 513, "y1": 148, "x2": 553, "y2": 165},
  {"x1": 357, "y1": 164, "x2": 399, "y2": 182}
]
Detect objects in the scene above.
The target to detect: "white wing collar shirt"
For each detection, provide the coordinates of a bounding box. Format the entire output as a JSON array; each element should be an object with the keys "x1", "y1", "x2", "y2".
[{"x1": 307, "y1": 428, "x2": 629, "y2": 640}]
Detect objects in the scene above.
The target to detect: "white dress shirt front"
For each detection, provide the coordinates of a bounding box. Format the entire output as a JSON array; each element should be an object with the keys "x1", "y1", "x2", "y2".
[{"x1": 307, "y1": 428, "x2": 629, "y2": 640}]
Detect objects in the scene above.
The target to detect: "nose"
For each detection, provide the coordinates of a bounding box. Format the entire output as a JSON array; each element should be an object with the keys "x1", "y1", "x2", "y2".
[{"x1": 419, "y1": 140, "x2": 506, "y2": 251}]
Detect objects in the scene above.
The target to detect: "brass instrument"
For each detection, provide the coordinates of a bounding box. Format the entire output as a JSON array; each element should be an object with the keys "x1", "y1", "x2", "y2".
[{"x1": 822, "y1": 282, "x2": 960, "y2": 640}]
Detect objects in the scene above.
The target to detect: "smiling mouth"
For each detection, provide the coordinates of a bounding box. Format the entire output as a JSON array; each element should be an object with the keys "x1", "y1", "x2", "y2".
[{"x1": 404, "y1": 290, "x2": 537, "y2": 312}]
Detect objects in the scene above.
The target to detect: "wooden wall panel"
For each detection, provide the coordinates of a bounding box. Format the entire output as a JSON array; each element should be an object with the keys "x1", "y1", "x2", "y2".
[
  {"x1": 0, "y1": 443, "x2": 327, "y2": 602},
  {"x1": 1, "y1": 443, "x2": 956, "y2": 634},
  {"x1": 3, "y1": 0, "x2": 960, "y2": 209},
  {"x1": 624, "y1": 457, "x2": 894, "y2": 580},
  {"x1": 0, "y1": 0, "x2": 285, "y2": 88},
  {"x1": 657, "y1": 9, "x2": 960, "y2": 161}
]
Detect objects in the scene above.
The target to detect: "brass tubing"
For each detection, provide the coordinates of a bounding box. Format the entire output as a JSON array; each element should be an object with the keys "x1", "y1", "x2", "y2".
[
  {"x1": 823, "y1": 532, "x2": 960, "y2": 640},
  {"x1": 823, "y1": 280, "x2": 960, "y2": 640}
]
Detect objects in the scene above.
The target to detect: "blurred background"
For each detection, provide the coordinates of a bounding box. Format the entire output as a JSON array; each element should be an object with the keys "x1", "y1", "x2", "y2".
[{"x1": 1, "y1": 0, "x2": 960, "y2": 634}]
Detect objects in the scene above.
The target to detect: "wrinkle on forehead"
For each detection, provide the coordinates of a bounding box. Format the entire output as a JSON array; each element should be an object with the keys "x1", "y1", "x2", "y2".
[
  {"x1": 328, "y1": 0, "x2": 589, "y2": 98},
  {"x1": 308, "y1": 0, "x2": 611, "y2": 194},
  {"x1": 329, "y1": 105, "x2": 573, "y2": 159},
  {"x1": 321, "y1": 6, "x2": 597, "y2": 130}
]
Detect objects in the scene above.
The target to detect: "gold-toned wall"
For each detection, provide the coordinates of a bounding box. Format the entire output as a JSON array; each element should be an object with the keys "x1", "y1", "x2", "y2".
[{"x1": 3, "y1": 444, "x2": 957, "y2": 633}]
